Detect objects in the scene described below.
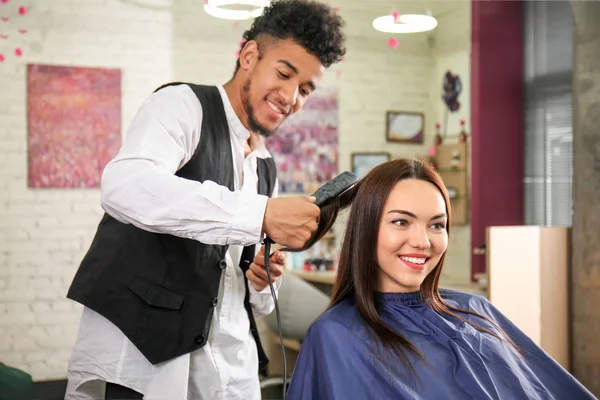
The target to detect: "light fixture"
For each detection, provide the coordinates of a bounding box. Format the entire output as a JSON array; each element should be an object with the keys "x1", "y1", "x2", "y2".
[
  {"x1": 204, "y1": 0, "x2": 269, "y2": 20},
  {"x1": 372, "y1": 13, "x2": 438, "y2": 33}
]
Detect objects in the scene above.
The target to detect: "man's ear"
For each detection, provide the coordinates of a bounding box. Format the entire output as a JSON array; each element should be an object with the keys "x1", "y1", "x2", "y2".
[{"x1": 239, "y1": 40, "x2": 260, "y2": 72}]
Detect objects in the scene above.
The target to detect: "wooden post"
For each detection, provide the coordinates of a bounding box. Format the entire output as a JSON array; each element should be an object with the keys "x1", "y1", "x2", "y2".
[{"x1": 570, "y1": 1, "x2": 600, "y2": 395}]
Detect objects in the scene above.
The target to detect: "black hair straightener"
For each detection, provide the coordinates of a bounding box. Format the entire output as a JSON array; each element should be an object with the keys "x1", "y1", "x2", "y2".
[{"x1": 262, "y1": 171, "x2": 357, "y2": 400}]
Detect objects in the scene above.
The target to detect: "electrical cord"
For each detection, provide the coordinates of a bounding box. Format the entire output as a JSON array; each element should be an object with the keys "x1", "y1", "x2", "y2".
[
  {"x1": 260, "y1": 171, "x2": 357, "y2": 400},
  {"x1": 263, "y1": 238, "x2": 287, "y2": 400}
]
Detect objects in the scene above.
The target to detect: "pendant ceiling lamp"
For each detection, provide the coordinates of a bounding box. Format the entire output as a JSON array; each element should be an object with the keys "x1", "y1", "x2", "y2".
[
  {"x1": 204, "y1": 0, "x2": 270, "y2": 20},
  {"x1": 372, "y1": 13, "x2": 438, "y2": 33}
]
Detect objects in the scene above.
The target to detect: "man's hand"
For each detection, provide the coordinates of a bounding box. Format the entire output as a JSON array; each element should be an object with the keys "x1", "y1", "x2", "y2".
[
  {"x1": 262, "y1": 196, "x2": 320, "y2": 249},
  {"x1": 246, "y1": 245, "x2": 285, "y2": 292}
]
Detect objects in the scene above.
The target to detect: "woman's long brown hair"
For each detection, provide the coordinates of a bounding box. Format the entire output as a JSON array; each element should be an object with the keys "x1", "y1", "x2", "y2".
[{"x1": 311, "y1": 158, "x2": 521, "y2": 375}]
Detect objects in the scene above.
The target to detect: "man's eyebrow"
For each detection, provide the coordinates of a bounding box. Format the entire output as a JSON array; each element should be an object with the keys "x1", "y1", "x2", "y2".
[{"x1": 277, "y1": 60, "x2": 297, "y2": 73}]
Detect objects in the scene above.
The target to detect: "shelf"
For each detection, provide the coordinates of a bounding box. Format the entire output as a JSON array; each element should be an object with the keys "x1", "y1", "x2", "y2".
[
  {"x1": 287, "y1": 269, "x2": 336, "y2": 285},
  {"x1": 434, "y1": 142, "x2": 469, "y2": 225}
]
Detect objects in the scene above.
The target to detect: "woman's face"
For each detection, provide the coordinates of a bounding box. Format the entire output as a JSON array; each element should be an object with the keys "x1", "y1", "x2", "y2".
[{"x1": 376, "y1": 179, "x2": 449, "y2": 293}]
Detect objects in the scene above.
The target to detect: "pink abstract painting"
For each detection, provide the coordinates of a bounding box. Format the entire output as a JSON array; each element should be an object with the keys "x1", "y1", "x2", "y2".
[{"x1": 27, "y1": 64, "x2": 121, "y2": 188}]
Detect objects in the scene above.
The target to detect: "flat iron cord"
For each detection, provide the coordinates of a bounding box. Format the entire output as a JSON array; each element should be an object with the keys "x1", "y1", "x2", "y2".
[{"x1": 263, "y1": 239, "x2": 287, "y2": 400}]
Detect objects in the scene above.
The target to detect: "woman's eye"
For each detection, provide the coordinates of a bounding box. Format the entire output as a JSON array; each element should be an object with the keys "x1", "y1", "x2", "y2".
[
  {"x1": 278, "y1": 71, "x2": 289, "y2": 79},
  {"x1": 393, "y1": 219, "x2": 409, "y2": 227},
  {"x1": 432, "y1": 222, "x2": 446, "y2": 230}
]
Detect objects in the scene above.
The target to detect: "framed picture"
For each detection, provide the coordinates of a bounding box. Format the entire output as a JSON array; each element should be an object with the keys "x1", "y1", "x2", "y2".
[
  {"x1": 351, "y1": 152, "x2": 391, "y2": 179},
  {"x1": 27, "y1": 64, "x2": 122, "y2": 188},
  {"x1": 386, "y1": 111, "x2": 424, "y2": 144}
]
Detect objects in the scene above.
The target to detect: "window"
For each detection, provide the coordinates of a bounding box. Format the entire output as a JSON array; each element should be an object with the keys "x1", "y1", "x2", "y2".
[{"x1": 523, "y1": 0, "x2": 573, "y2": 226}]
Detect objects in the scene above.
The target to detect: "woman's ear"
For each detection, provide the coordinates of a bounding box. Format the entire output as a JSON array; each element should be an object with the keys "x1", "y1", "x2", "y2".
[{"x1": 239, "y1": 40, "x2": 260, "y2": 72}]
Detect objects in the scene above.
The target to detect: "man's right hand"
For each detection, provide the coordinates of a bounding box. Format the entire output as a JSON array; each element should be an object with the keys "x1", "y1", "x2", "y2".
[{"x1": 262, "y1": 196, "x2": 321, "y2": 249}]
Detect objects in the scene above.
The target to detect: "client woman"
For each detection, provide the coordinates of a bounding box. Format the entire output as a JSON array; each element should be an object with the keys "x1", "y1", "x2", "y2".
[{"x1": 286, "y1": 158, "x2": 595, "y2": 400}]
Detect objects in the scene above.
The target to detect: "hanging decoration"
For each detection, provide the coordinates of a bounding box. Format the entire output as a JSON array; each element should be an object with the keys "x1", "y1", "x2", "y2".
[
  {"x1": 234, "y1": 38, "x2": 246, "y2": 58},
  {"x1": 372, "y1": 13, "x2": 437, "y2": 34},
  {"x1": 204, "y1": 0, "x2": 269, "y2": 20},
  {"x1": 387, "y1": 37, "x2": 399, "y2": 49},
  {"x1": 439, "y1": 70, "x2": 462, "y2": 136},
  {"x1": 442, "y1": 70, "x2": 462, "y2": 112},
  {"x1": 0, "y1": 1, "x2": 28, "y2": 62}
]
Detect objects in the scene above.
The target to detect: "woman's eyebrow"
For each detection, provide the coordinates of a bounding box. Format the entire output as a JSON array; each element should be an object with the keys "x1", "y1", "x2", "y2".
[{"x1": 387, "y1": 210, "x2": 447, "y2": 220}]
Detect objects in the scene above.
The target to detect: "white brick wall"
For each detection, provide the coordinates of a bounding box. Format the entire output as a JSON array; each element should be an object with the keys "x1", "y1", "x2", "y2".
[
  {"x1": 0, "y1": 0, "x2": 172, "y2": 380},
  {"x1": 0, "y1": 0, "x2": 469, "y2": 380}
]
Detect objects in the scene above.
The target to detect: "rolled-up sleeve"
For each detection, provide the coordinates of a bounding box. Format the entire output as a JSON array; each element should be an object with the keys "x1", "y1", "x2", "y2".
[
  {"x1": 249, "y1": 276, "x2": 282, "y2": 318},
  {"x1": 100, "y1": 84, "x2": 267, "y2": 246}
]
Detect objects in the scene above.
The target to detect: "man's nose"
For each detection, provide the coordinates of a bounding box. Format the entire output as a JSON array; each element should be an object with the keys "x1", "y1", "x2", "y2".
[{"x1": 280, "y1": 83, "x2": 298, "y2": 107}]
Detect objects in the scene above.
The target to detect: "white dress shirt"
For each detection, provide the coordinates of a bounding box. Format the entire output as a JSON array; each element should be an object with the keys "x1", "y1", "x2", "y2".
[{"x1": 65, "y1": 84, "x2": 281, "y2": 400}]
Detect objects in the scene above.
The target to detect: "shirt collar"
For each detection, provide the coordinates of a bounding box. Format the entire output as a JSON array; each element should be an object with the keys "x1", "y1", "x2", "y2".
[{"x1": 216, "y1": 84, "x2": 250, "y2": 143}]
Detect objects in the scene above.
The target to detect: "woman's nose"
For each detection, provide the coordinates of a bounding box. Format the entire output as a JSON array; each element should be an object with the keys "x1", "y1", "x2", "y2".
[{"x1": 409, "y1": 227, "x2": 431, "y2": 249}]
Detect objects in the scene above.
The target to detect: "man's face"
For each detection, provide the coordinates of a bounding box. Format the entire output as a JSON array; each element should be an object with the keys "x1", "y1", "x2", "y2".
[{"x1": 240, "y1": 38, "x2": 325, "y2": 137}]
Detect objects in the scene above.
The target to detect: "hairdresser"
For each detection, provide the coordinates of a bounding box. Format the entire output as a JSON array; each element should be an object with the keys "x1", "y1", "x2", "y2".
[{"x1": 63, "y1": 1, "x2": 346, "y2": 399}]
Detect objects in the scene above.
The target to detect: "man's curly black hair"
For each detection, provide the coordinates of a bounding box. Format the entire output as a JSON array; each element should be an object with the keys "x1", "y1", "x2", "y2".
[{"x1": 233, "y1": 0, "x2": 346, "y2": 74}]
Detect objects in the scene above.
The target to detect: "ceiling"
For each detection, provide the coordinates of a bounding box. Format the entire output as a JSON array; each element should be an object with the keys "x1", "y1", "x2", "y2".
[
  {"x1": 121, "y1": 0, "x2": 469, "y2": 17},
  {"x1": 325, "y1": 0, "x2": 469, "y2": 18}
]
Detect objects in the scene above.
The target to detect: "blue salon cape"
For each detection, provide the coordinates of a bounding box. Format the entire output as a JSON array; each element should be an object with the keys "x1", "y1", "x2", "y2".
[{"x1": 286, "y1": 289, "x2": 596, "y2": 400}]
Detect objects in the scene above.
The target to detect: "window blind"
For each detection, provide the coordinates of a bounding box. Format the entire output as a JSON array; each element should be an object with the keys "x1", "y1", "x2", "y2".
[{"x1": 523, "y1": 0, "x2": 573, "y2": 226}]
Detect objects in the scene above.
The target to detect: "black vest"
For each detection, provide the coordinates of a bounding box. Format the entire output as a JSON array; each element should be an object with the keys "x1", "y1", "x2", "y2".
[{"x1": 67, "y1": 84, "x2": 277, "y2": 373}]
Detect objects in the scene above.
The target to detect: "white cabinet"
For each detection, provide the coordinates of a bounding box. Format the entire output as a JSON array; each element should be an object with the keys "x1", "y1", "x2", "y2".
[{"x1": 487, "y1": 226, "x2": 570, "y2": 370}]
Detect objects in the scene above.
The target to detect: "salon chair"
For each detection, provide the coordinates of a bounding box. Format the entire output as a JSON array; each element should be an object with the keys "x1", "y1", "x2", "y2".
[{"x1": 260, "y1": 272, "x2": 330, "y2": 399}]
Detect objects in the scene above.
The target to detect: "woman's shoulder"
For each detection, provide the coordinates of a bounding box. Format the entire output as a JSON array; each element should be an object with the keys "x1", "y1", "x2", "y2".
[
  {"x1": 438, "y1": 288, "x2": 493, "y2": 313},
  {"x1": 307, "y1": 296, "x2": 363, "y2": 338}
]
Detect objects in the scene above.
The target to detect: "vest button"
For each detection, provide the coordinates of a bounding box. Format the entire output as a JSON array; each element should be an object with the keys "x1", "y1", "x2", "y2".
[
  {"x1": 218, "y1": 260, "x2": 227, "y2": 270},
  {"x1": 194, "y1": 335, "x2": 205, "y2": 344},
  {"x1": 212, "y1": 297, "x2": 218, "y2": 307}
]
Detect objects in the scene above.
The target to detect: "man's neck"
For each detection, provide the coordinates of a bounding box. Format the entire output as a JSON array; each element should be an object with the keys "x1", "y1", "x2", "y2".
[{"x1": 223, "y1": 80, "x2": 251, "y2": 133}]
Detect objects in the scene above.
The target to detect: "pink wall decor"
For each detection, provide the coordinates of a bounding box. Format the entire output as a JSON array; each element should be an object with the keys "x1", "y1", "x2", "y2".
[
  {"x1": 266, "y1": 88, "x2": 339, "y2": 194},
  {"x1": 27, "y1": 64, "x2": 122, "y2": 188}
]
